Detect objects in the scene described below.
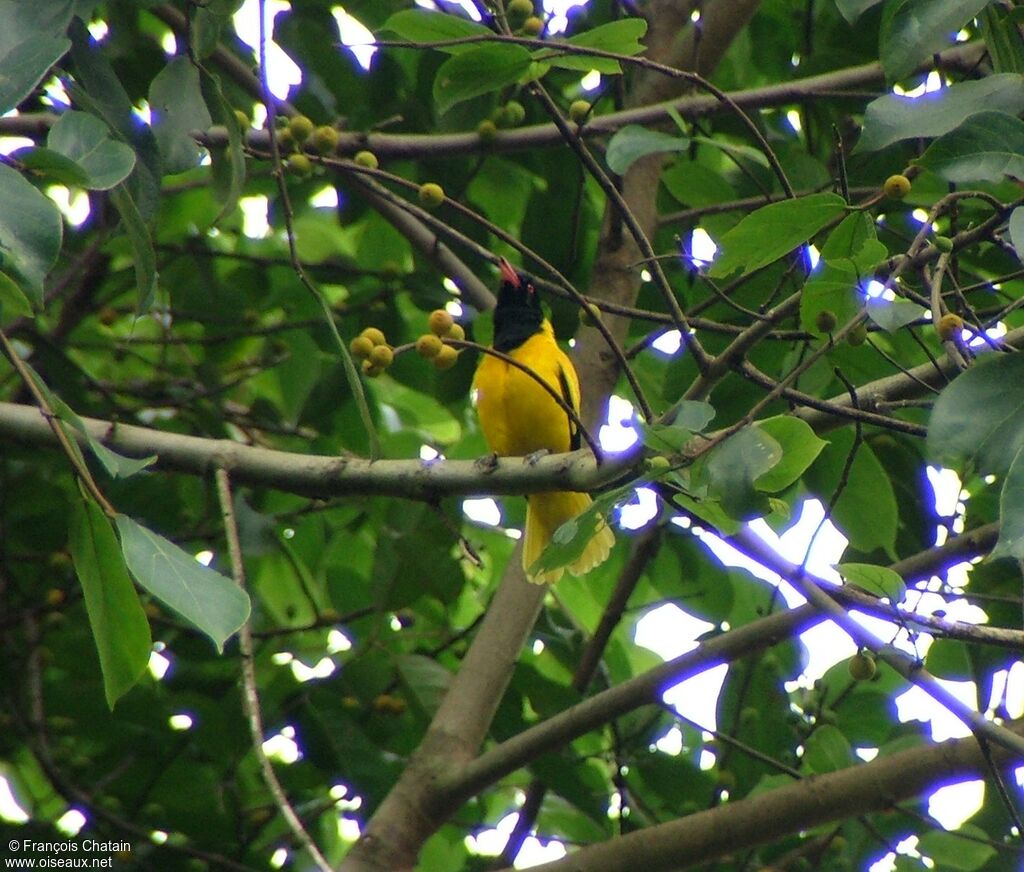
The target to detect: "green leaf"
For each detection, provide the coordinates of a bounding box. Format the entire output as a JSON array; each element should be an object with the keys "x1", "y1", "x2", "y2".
[
  {"x1": 991, "y1": 444, "x2": 1024, "y2": 561},
  {"x1": 0, "y1": 0, "x2": 73, "y2": 115},
  {"x1": 858, "y1": 75, "x2": 1024, "y2": 153},
  {"x1": 642, "y1": 423, "x2": 693, "y2": 453},
  {"x1": 109, "y1": 183, "x2": 158, "y2": 312},
  {"x1": 820, "y1": 211, "x2": 885, "y2": 270},
  {"x1": 12, "y1": 147, "x2": 91, "y2": 187},
  {"x1": 68, "y1": 17, "x2": 162, "y2": 221},
  {"x1": 880, "y1": 0, "x2": 990, "y2": 83},
  {"x1": 69, "y1": 499, "x2": 152, "y2": 709},
  {"x1": 708, "y1": 193, "x2": 846, "y2": 279},
  {"x1": 203, "y1": 70, "x2": 247, "y2": 224},
  {"x1": 927, "y1": 352, "x2": 1024, "y2": 475},
  {"x1": 381, "y1": 8, "x2": 491, "y2": 54},
  {"x1": 753, "y1": 416, "x2": 827, "y2": 493},
  {"x1": 605, "y1": 125, "x2": 689, "y2": 175},
  {"x1": 919, "y1": 826, "x2": 996, "y2": 871},
  {"x1": 837, "y1": 563, "x2": 907, "y2": 604},
  {"x1": 835, "y1": 0, "x2": 884, "y2": 24},
  {"x1": 806, "y1": 430, "x2": 898, "y2": 557},
  {"x1": 0, "y1": 271, "x2": 33, "y2": 318},
  {"x1": 545, "y1": 18, "x2": 648, "y2": 74},
  {"x1": 980, "y1": 6, "x2": 1024, "y2": 75},
  {"x1": 397, "y1": 654, "x2": 451, "y2": 717},
  {"x1": 671, "y1": 400, "x2": 716, "y2": 433},
  {"x1": 1009, "y1": 206, "x2": 1024, "y2": 263},
  {"x1": 924, "y1": 638, "x2": 972, "y2": 681},
  {"x1": 39, "y1": 386, "x2": 157, "y2": 479},
  {"x1": 662, "y1": 159, "x2": 736, "y2": 208},
  {"x1": 643, "y1": 398, "x2": 714, "y2": 455},
  {"x1": 0, "y1": 162, "x2": 63, "y2": 306},
  {"x1": 689, "y1": 135, "x2": 770, "y2": 169},
  {"x1": 914, "y1": 111, "x2": 1024, "y2": 183},
  {"x1": 432, "y1": 44, "x2": 532, "y2": 114},
  {"x1": 802, "y1": 724, "x2": 853, "y2": 773},
  {"x1": 47, "y1": 110, "x2": 136, "y2": 190},
  {"x1": 866, "y1": 297, "x2": 923, "y2": 332},
  {"x1": 704, "y1": 426, "x2": 783, "y2": 520},
  {"x1": 149, "y1": 56, "x2": 213, "y2": 175},
  {"x1": 799, "y1": 262, "x2": 862, "y2": 336},
  {"x1": 115, "y1": 515, "x2": 250, "y2": 652}
]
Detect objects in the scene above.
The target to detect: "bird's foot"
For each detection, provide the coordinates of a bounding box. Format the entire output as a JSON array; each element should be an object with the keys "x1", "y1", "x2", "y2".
[{"x1": 524, "y1": 449, "x2": 550, "y2": 466}]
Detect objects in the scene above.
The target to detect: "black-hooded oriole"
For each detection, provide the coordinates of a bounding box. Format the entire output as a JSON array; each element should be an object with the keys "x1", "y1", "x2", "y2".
[{"x1": 473, "y1": 259, "x2": 614, "y2": 583}]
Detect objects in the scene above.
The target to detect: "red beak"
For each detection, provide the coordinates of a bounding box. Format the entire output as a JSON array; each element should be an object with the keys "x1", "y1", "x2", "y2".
[{"x1": 498, "y1": 257, "x2": 520, "y2": 288}]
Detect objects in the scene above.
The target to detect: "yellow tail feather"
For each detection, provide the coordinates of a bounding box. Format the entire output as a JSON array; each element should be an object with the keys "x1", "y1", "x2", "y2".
[{"x1": 523, "y1": 491, "x2": 614, "y2": 584}]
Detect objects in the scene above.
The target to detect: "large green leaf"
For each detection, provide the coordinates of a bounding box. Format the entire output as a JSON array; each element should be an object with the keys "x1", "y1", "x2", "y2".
[
  {"x1": 980, "y1": 5, "x2": 1024, "y2": 75},
  {"x1": 858, "y1": 75, "x2": 1024, "y2": 153},
  {"x1": 991, "y1": 444, "x2": 1024, "y2": 561},
  {"x1": 47, "y1": 110, "x2": 136, "y2": 190},
  {"x1": 836, "y1": 562, "x2": 906, "y2": 604},
  {"x1": 754, "y1": 417, "x2": 827, "y2": 493},
  {"x1": 836, "y1": 0, "x2": 884, "y2": 23},
  {"x1": 819, "y1": 211, "x2": 887, "y2": 270},
  {"x1": 432, "y1": 44, "x2": 532, "y2": 114},
  {"x1": 115, "y1": 515, "x2": 250, "y2": 652},
  {"x1": 879, "y1": 0, "x2": 990, "y2": 83},
  {"x1": 546, "y1": 18, "x2": 648, "y2": 73},
  {"x1": 0, "y1": 162, "x2": 63, "y2": 306},
  {"x1": 0, "y1": 0, "x2": 73, "y2": 115},
  {"x1": 799, "y1": 262, "x2": 862, "y2": 336},
  {"x1": 914, "y1": 111, "x2": 1024, "y2": 183},
  {"x1": 381, "y1": 8, "x2": 491, "y2": 54},
  {"x1": 708, "y1": 193, "x2": 846, "y2": 279},
  {"x1": 865, "y1": 297, "x2": 922, "y2": 332},
  {"x1": 805, "y1": 429, "x2": 898, "y2": 558},
  {"x1": 605, "y1": 125, "x2": 689, "y2": 175},
  {"x1": 109, "y1": 183, "x2": 158, "y2": 312},
  {"x1": 1010, "y1": 206, "x2": 1024, "y2": 263},
  {"x1": 0, "y1": 271, "x2": 33, "y2": 317},
  {"x1": 203, "y1": 68, "x2": 247, "y2": 223},
  {"x1": 924, "y1": 638, "x2": 972, "y2": 681},
  {"x1": 149, "y1": 56, "x2": 213, "y2": 175},
  {"x1": 397, "y1": 654, "x2": 452, "y2": 717},
  {"x1": 69, "y1": 499, "x2": 152, "y2": 709},
  {"x1": 927, "y1": 352, "x2": 1024, "y2": 475},
  {"x1": 704, "y1": 426, "x2": 783, "y2": 520},
  {"x1": 801, "y1": 212, "x2": 887, "y2": 334},
  {"x1": 918, "y1": 826, "x2": 996, "y2": 871},
  {"x1": 801, "y1": 724, "x2": 854, "y2": 774}
]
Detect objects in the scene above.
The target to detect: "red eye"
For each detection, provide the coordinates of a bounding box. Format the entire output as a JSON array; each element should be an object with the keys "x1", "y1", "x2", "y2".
[{"x1": 526, "y1": 282, "x2": 535, "y2": 294}]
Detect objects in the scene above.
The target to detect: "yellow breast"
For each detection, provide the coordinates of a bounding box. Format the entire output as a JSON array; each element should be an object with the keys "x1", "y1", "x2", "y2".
[{"x1": 473, "y1": 325, "x2": 580, "y2": 458}]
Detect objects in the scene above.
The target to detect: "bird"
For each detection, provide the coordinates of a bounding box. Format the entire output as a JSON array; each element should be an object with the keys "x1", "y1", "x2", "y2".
[{"x1": 472, "y1": 258, "x2": 614, "y2": 584}]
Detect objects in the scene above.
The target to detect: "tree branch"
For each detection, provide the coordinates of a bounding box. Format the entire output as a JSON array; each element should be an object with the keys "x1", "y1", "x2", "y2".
[
  {"x1": 442, "y1": 526, "x2": 1007, "y2": 804},
  {"x1": 0, "y1": 400, "x2": 638, "y2": 499},
  {"x1": 488, "y1": 719, "x2": 1024, "y2": 872}
]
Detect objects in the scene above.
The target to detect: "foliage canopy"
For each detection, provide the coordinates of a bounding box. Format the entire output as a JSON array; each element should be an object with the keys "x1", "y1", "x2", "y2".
[{"x1": 2, "y1": 1, "x2": 1024, "y2": 871}]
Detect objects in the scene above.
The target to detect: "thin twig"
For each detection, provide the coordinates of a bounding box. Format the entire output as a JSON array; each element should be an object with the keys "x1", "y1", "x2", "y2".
[
  {"x1": 215, "y1": 467, "x2": 333, "y2": 872},
  {"x1": 0, "y1": 327, "x2": 115, "y2": 516}
]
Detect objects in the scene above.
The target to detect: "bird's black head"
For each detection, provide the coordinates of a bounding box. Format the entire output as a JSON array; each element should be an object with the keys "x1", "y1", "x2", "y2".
[{"x1": 493, "y1": 258, "x2": 544, "y2": 352}]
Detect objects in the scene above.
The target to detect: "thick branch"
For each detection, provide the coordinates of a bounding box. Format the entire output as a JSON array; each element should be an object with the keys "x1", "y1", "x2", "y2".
[
  {"x1": 0, "y1": 401, "x2": 636, "y2": 499},
  {"x1": 171, "y1": 43, "x2": 988, "y2": 162}
]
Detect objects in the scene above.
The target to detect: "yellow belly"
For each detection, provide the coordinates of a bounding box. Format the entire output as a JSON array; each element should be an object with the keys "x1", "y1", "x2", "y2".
[{"x1": 473, "y1": 331, "x2": 577, "y2": 458}]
